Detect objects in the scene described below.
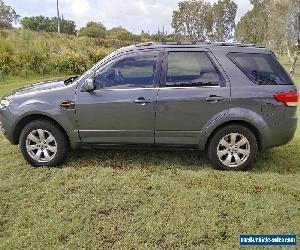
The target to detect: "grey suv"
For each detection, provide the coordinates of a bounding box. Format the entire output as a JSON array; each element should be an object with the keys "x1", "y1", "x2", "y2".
[{"x1": 0, "y1": 42, "x2": 298, "y2": 170}]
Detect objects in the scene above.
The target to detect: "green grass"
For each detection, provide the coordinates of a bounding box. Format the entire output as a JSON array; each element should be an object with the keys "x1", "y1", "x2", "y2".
[
  {"x1": 0, "y1": 73, "x2": 70, "y2": 99},
  {"x1": 0, "y1": 57, "x2": 299, "y2": 249}
]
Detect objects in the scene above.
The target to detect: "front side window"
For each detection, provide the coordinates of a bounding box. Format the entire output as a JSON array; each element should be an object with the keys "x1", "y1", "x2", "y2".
[
  {"x1": 166, "y1": 52, "x2": 221, "y2": 87},
  {"x1": 94, "y1": 54, "x2": 158, "y2": 89},
  {"x1": 227, "y1": 53, "x2": 294, "y2": 85}
]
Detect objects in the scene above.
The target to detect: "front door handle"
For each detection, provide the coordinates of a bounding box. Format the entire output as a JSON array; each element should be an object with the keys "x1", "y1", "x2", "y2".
[
  {"x1": 134, "y1": 97, "x2": 151, "y2": 105},
  {"x1": 205, "y1": 95, "x2": 224, "y2": 103}
]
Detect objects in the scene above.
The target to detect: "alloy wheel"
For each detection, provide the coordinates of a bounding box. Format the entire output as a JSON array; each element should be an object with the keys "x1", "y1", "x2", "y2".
[
  {"x1": 26, "y1": 129, "x2": 57, "y2": 163},
  {"x1": 217, "y1": 133, "x2": 250, "y2": 168}
]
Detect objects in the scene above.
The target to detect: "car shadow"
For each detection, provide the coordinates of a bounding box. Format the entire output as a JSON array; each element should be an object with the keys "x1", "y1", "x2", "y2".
[
  {"x1": 67, "y1": 148, "x2": 209, "y2": 172},
  {"x1": 65, "y1": 145, "x2": 298, "y2": 174}
]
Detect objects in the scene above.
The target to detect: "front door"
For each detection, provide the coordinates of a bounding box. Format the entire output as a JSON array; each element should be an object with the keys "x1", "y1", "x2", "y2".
[
  {"x1": 155, "y1": 50, "x2": 230, "y2": 145},
  {"x1": 76, "y1": 51, "x2": 161, "y2": 144}
]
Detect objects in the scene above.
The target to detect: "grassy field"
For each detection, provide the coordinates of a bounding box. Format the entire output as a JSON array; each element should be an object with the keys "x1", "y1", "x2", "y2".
[{"x1": 0, "y1": 57, "x2": 299, "y2": 249}]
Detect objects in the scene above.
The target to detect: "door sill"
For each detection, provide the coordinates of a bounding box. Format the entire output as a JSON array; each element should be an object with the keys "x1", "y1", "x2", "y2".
[{"x1": 80, "y1": 143, "x2": 198, "y2": 150}]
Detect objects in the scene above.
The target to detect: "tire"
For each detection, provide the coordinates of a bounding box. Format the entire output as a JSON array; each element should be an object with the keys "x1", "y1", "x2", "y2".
[
  {"x1": 207, "y1": 124, "x2": 258, "y2": 171},
  {"x1": 19, "y1": 119, "x2": 69, "y2": 167}
]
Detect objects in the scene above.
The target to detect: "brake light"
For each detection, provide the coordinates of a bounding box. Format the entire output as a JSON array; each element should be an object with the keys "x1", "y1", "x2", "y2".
[{"x1": 273, "y1": 91, "x2": 299, "y2": 107}]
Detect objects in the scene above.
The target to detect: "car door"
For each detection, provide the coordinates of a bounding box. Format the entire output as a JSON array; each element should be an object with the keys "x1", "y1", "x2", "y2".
[
  {"x1": 155, "y1": 49, "x2": 230, "y2": 145},
  {"x1": 75, "y1": 51, "x2": 162, "y2": 144}
]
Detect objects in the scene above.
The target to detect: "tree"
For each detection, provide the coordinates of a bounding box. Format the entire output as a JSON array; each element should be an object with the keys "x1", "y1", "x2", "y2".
[
  {"x1": 0, "y1": 0, "x2": 19, "y2": 29},
  {"x1": 141, "y1": 30, "x2": 151, "y2": 41},
  {"x1": 282, "y1": 0, "x2": 300, "y2": 74},
  {"x1": 171, "y1": 0, "x2": 237, "y2": 41},
  {"x1": 236, "y1": 0, "x2": 300, "y2": 74},
  {"x1": 209, "y1": 0, "x2": 237, "y2": 42},
  {"x1": 235, "y1": 0, "x2": 269, "y2": 44},
  {"x1": 20, "y1": 16, "x2": 76, "y2": 35},
  {"x1": 107, "y1": 26, "x2": 141, "y2": 42},
  {"x1": 58, "y1": 17, "x2": 76, "y2": 35},
  {"x1": 108, "y1": 26, "x2": 131, "y2": 40},
  {"x1": 79, "y1": 21, "x2": 106, "y2": 38},
  {"x1": 172, "y1": 0, "x2": 211, "y2": 41}
]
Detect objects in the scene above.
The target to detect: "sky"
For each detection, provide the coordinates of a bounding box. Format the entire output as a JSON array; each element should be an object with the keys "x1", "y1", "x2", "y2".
[{"x1": 5, "y1": 0, "x2": 253, "y2": 34}]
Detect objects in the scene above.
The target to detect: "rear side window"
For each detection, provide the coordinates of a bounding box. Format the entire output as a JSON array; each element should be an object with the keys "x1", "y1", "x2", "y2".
[
  {"x1": 166, "y1": 52, "x2": 221, "y2": 87},
  {"x1": 228, "y1": 53, "x2": 294, "y2": 85}
]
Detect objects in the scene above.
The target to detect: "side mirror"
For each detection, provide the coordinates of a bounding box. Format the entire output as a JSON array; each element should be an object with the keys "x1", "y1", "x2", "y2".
[{"x1": 81, "y1": 78, "x2": 95, "y2": 92}]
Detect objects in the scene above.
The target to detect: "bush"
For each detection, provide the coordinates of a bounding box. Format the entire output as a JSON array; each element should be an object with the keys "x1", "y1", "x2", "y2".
[
  {"x1": 0, "y1": 29, "x2": 114, "y2": 75},
  {"x1": 79, "y1": 22, "x2": 106, "y2": 39}
]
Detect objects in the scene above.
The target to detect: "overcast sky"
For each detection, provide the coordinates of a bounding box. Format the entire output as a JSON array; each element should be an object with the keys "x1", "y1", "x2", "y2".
[{"x1": 5, "y1": 0, "x2": 252, "y2": 34}]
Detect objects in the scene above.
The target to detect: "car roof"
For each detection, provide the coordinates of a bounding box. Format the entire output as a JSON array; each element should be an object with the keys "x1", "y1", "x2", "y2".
[{"x1": 115, "y1": 42, "x2": 270, "y2": 55}]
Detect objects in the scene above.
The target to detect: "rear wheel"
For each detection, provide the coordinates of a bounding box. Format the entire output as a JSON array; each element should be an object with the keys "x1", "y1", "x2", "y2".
[
  {"x1": 207, "y1": 124, "x2": 258, "y2": 171},
  {"x1": 19, "y1": 119, "x2": 69, "y2": 167}
]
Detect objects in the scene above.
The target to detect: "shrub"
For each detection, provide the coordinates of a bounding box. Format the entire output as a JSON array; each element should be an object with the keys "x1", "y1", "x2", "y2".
[{"x1": 0, "y1": 29, "x2": 113, "y2": 75}]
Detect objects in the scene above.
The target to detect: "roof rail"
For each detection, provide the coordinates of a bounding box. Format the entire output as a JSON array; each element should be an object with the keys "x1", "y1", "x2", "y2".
[{"x1": 135, "y1": 41, "x2": 265, "y2": 49}]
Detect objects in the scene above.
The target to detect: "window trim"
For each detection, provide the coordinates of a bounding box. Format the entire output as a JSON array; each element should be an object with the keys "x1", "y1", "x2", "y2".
[
  {"x1": 227, "y1": 52, "x2": 294, "y2": 86},
  {"x1": 159, "y1": 50, "x2": 226, "y2": 88}
]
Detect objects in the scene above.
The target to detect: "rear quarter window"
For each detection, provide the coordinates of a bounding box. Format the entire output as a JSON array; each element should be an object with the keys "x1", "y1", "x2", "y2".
[{"x1": 227, "y1": 52, "x2": 294, "y2": 85}]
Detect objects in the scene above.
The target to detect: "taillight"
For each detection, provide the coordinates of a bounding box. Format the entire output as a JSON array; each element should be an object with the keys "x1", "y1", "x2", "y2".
[{"x1": 273, "y1": 91, "x2": 299, "y2": 107}]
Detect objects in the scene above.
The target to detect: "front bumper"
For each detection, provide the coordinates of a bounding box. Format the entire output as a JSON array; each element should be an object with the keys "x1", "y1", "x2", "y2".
[{"x1": 0, "y1": 108, "x2": 16, "y2": 144}]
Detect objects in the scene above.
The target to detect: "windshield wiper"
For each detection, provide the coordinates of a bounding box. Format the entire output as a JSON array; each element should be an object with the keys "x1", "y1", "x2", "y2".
[{"x1": 64, "y1": 76, "x2": 78, "y2": 85}]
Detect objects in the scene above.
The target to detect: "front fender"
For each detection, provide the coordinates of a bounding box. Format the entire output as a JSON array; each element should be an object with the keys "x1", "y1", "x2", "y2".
[{"x1": 10, "y1": 100, "x2": 79, "y2": 148}]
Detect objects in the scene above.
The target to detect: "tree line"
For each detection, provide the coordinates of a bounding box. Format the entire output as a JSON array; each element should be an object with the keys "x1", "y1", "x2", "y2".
[
  {"x1": 0, "y1": 0, "x2": 238, "y2": 43},
  {"x1": 0, "y1": 0, "x2": 300, "y2": 73}
]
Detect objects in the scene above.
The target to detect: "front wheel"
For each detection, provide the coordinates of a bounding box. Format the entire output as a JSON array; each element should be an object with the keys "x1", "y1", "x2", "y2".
[
  {"x1": 19, "y1": 119, "x2": 69, "y2": 167},
  {"x1": 207, "y1": 124, "x2": 258, "y2": 171}
]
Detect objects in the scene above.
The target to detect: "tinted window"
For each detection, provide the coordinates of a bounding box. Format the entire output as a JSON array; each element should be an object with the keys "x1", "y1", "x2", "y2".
[
  {"x1": 166, "y1": 52, "x2": 220, "y2": 87},
  {"x1": 94, "y1": 54, "x2": 157, "y2": 89},
  {"x1": 228, "y1": 53, "x2": 294, "y2": 85}
]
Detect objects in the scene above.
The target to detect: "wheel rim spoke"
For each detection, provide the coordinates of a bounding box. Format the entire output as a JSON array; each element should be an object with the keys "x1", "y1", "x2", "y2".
[
  {"x1": 47, "y1": 145, "x2": 57, "y2": 153},
  {"x1": 224, "y1": 154, "x2": 232, "y2": 166},
  {"x1": 27, "y1": 133, "x2": 39, "y2": 143},
  {"x1": 45, "y1": 135, "x2": 55, "y2": 144},
  {"x1": 217, "y1": 148, "x2": 229, "y2": 158},
  {"x1": 233, "y1": 153, "x2": 243, "y2": 165},
  {"x1": 37, "y1": 129, "x2": 45, "y2": 141},
  {"x1": 43, "y1": 150, "x2": 51, "y2": 162},
  {"x1": 26, "y1": 144, "x2": 38, "y2": 152},
  {"x1": 230, "y1": 133, "x2": 238, "y2": 144},
  {"x1": 236, "y1": 137, "x2": 248, "y2": 147},
  {"x1": 219, "y1": 138, "x2": 230, "y2": 148},
  {"x1": 237, "y1": 148, "x2": 250, "y2": 156},
  {"x1": 33, "y1": 149, "x2": 42, "y2": 161}
]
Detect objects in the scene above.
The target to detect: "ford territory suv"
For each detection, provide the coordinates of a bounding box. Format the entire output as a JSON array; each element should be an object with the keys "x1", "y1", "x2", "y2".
[{"x1": 0, "y1": 42, "x2": 298, "y2": 170}]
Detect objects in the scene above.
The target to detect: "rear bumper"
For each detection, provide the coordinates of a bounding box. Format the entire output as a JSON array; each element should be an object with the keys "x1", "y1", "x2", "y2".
[{"x1": 262, "y1": 115, "x2": 298, "y2": 149}]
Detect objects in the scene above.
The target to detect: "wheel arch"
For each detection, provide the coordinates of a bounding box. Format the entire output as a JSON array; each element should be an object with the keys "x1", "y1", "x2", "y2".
[
  {"x1": 13, "y1": 114, "x2": 69, "y2": 145},
  {"x1": 204, "y1": 120, "x2": 262, "y2": 151}
]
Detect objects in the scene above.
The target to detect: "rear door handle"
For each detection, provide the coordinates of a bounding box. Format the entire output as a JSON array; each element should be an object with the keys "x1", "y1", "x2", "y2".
[
  {"x1": 205, "y1": 95, "x2": 224, "y2": 103},
  {"x1": 134, "y1": 97, "x2": 151, "y2": 105}
]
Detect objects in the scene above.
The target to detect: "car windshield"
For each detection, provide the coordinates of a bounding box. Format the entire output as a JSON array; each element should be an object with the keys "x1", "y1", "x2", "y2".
[{"x1": 76, "y1": 51, "x2": 117, "y2": 82}]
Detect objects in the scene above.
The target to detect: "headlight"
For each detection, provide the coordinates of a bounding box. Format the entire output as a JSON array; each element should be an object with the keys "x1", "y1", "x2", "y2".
[{"x1": 0, "y1": 99, "x2": 10, "y2": 109}]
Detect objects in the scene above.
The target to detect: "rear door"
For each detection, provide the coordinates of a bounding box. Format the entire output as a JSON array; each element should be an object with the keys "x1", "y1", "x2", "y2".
[{"x1": 155, "y1": 49, "x2": 230, "y2": 145}]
